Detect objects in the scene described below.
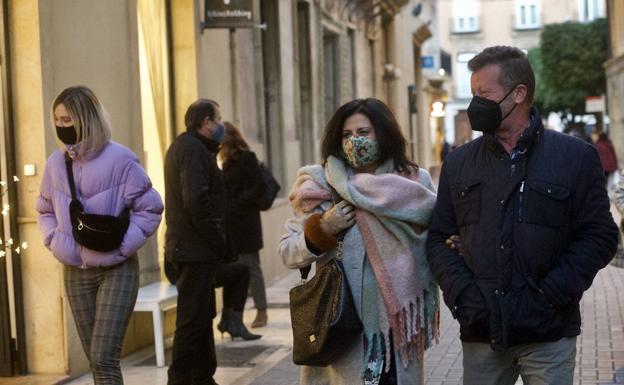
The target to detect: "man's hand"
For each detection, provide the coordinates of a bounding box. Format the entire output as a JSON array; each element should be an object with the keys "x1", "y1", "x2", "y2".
[
  {"x1": 446, "y1": 235, "x2": 463, "y2": 256},
  {"x1": 320, "y1": 200, "x2": 356, "y2": 235}
]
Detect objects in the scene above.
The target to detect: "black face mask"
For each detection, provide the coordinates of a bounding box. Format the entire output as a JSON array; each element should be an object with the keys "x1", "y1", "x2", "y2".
[
  {"x1": 467, "y1": 85, "x2": 519, "y2": 133},
  {"x1": 56, "y1": 125, "x2": 79, "y2": 145}
]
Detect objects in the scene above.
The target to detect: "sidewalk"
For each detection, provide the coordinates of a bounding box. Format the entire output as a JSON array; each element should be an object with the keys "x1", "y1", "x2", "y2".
[
  {"x1": 57, "y1": 262, "x2": 624, "y2": 385},
  {"x1": 61, "y1": 272, "x2": 299, "y2": 385}
]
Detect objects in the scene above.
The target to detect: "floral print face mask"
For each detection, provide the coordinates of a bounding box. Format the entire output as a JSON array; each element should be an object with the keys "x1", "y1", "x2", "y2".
[{"x1": 342, "y1": 135, "x2": 381, "y2": 169}]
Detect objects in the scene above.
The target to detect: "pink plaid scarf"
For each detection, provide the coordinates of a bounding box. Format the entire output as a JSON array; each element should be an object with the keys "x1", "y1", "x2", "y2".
[{"x1": 289, "y1": 157, "x2": 440, "y2": 366}]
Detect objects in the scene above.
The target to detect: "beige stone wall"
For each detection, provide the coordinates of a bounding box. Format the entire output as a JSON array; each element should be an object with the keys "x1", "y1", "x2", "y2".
[
  {"x1": 9, "y1": 0, "x2": 164, "y2": 376},
  {"x1": 354, "y1": 26, "x2": 375, "y2": 100},
  {"x1": 171, "y1": 0, "x2": 199, "y2": 135},
  {"x1": 389, "y1": 1, "x2": 437, "y2": 169},
  {"x1": 197, "y1": 28, "x2": 234, "y2": 120},
  {"x1": 440, "y1": 0, "x2": 595, "y2": 71},
  {"x1": 607, "y1": 0, "x2": 624, "y2": 166},
  {"x1": 610, "y1": 0, "x2": 624, "y2": 58},
  {"x1": 278, "y1": 0, "x2": 299, "y2": 192},
  {"x1": 606, "y1": 57, "x2": 624, "y2": 165},
  {"x1": 8, "y1": 0, "x2": 68, "y2": 375},
  {"x1": 440, "y1": 0, "x2": 584, "y2": 53}
]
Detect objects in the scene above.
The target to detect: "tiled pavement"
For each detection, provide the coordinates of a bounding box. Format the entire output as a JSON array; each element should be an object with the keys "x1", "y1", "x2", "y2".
[
  {"x1": 245, "y1": 265, "x2": 624, "y2": 385},
  {"x1": 6, "y1": 264, "x2": 624, "y2": 385},
  {"x1": 576, "y1": 264, "x2": 624, "y2": 385},
  {"x1": 63, "y1": 266, "x2": 624, "y2": 385},
  {"x1": 421, "y1": 264, "x2": 624, "y2": 385}
]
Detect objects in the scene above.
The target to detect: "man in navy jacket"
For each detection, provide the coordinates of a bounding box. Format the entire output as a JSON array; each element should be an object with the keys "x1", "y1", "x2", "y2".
[{"x1": 426, "y1": 46, "x2": 618, "y2": 385}]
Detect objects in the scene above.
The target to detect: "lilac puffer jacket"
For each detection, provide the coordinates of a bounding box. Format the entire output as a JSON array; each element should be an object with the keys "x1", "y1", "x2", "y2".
[{"x1": 36, "y1": 141, "x2": 164, "y2": 268}]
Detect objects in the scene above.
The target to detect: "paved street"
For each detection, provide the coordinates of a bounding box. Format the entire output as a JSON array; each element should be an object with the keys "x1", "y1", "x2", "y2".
[{"x1": 54, "y1": 263, "x2": 624, "y2": 385}]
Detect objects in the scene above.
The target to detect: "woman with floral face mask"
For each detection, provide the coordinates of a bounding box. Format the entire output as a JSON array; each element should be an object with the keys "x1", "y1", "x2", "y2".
[{"x1": 280, "y1": 98, "x2": 439, "y2": 385}]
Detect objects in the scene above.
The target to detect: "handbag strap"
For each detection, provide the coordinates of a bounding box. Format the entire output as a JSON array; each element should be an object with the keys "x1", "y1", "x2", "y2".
[
  {"x1": 300, "y1": 184, "x2": 346, "y2": 281},
  {"x1": 64, "y1": 153, "x2": 78, "y2": 201}
]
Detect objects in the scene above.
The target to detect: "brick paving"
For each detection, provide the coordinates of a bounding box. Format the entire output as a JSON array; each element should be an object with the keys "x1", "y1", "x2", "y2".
[
  {"x1": 249, "y1": 265, "x2": 624, "y2": 385},
  {"x1": 576, "y1": 265, "x2": 624, "y2": 385},
  {"x1": 422, "y1": 265, "x2": 624, "y2": 385},
  {"x1": 54, "y1": 264, "x2": 624, "y2": 385}
]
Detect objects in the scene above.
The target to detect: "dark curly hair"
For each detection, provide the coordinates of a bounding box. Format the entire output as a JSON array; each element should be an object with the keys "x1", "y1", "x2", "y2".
[{"x1": 320, "y1": 98, "x2": 417, "y2": 173}]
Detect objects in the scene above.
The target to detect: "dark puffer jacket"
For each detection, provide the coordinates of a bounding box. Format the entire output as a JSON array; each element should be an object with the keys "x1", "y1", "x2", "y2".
[
  {"x1": 164, "y1": 131, "x2": 227, "y2": 264},
  {"x1": 222, "y1": 150, "x2": 264, "y2": 255},
  {"x1": 426, "y1": 108, "x2": 618, "y2": 351}
]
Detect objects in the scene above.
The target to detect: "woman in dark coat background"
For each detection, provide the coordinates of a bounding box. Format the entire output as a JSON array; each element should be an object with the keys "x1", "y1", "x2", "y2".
[
  {"x1": 594, "y1": 130, "x2": 619, "y2": 190},
  {"x1": 220, "y1": 122, "x2": 269, "y2": 328}
]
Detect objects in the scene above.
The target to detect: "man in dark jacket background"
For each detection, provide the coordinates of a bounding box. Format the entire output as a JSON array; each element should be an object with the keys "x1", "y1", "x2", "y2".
[
  {"x1": 164, "y1": 99, "x2": 226, "y2": 385},
  {"x1": 426, "y1": 46, "x2": 618, "y2": 385}
]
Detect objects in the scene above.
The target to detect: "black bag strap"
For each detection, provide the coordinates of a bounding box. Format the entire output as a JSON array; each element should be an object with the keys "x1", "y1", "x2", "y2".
[
  {"x1": 64, "y1": 153, "x2": 78, "y2": 201},
  {"x1": 300, "y1": 184, "x2": 346, "y2": 281}
]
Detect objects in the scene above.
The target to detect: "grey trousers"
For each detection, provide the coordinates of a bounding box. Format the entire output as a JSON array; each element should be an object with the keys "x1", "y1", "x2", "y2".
[
  {"x1": 238, "y1": 251, "x2": 267, "y2": 309},
  {"x1": 64, "y1": 257, "x2": 139, "y2": 385},
  {"x1": 462, "y1": 337, "x2": 577, "y2": 385}
]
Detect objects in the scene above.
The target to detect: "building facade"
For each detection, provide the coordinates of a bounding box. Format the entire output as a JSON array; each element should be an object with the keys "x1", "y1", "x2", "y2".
[
  {"x1": 438, "y1": 0, "x2": 607, "y2": 146},
  {"x1": 606, "y1": 0, "x2": 624, "y2": 165},
  {"x1": 0, "y1": 0, "x2": 441, "y2": 379}
]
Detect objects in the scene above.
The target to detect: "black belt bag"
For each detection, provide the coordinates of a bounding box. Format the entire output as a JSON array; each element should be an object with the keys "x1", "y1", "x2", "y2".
[{"x1": 65, "y1": 153, "x2": 130, "y2": 252}]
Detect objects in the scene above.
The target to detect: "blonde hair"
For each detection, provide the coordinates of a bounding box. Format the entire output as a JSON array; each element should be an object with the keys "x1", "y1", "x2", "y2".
[{"x1": 51, "y1": 86, "x2": 111, "y2": 158}]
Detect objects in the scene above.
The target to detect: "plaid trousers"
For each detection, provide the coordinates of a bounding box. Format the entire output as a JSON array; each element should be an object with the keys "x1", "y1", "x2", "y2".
[{"x1": 64, "y1": 257, "x2": 139, "y2": 385}]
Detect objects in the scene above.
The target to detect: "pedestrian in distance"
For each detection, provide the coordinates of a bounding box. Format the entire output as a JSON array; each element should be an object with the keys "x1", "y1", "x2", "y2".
[
  {"x1": 164, "y1": 99, "x2": 227, "y2": 385},
  {"x1": 426, "y1": 46, "x2": 618, "y2": 385},
  {"x1": 219, "y1": 121, "x2": 270, "y2": 329},
  {"x1": 280, "y1": 98, "x2": 439, "y2": 385},
  {"x1": 36, "y1": 85, "x2": 164, "y2": 385},
  {"x1": 593, "y1": 129, "x2": 619, "y2": 191}
]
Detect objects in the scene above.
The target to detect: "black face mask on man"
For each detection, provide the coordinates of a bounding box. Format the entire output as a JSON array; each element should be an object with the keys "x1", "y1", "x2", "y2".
[
  {"x1": 467, "y1": 85, "x2": 520, "y2": 133},
  {"x1": 56, "y1": 125, "x2": 79, "y2": 145}
]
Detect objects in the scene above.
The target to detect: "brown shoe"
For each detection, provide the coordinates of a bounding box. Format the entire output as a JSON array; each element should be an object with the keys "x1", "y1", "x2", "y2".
[{"x1": 251, "y1": 308, "x2": 268, "y2": 328}]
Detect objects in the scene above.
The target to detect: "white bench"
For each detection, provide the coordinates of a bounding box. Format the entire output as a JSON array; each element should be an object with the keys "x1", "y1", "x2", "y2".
[{"x1": 133, "y1": 281, "x2": 178, "y2": 367}]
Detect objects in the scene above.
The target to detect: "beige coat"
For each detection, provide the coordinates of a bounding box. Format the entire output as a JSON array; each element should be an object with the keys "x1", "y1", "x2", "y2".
[{"x1": 279, "y1": 200, "x2": 424, "y2": 385}]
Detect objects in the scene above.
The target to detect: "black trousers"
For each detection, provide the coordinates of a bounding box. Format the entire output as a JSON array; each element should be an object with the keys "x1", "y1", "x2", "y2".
[
  {"x1": 167, "y1": 262, "x2": 218, "y2": 385},
  {"x1": 215, "y1": 262, "x2": 250, "y2": 311}
]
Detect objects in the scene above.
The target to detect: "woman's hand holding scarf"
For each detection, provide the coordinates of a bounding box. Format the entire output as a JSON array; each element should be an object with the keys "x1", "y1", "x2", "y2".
[{"x1": 320, "y1": 200, "x2": 356, "y2": 235}]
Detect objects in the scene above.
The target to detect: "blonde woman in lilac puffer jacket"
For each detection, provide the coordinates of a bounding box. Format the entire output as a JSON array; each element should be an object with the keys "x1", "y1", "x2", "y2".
[{"x1": 36, "y1": 86, "x2": 163, "y2": 385}]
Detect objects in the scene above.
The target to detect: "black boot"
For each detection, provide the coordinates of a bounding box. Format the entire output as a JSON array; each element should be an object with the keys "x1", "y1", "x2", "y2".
[
  {"x1": 224, "y1": 311, "x2": 262, "y2": 341},
  {"x1": 217, "y1": 308, "x2": 233, "y2": 339}
]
